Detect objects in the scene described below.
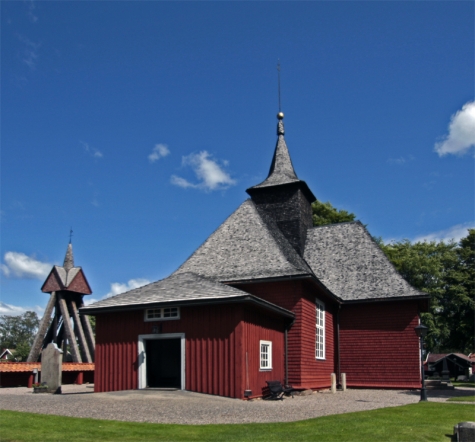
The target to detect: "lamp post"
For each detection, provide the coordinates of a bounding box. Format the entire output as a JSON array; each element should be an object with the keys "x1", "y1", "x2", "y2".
[{"x1": 414, "y1": 324, "x2": 428, "y2": 402}]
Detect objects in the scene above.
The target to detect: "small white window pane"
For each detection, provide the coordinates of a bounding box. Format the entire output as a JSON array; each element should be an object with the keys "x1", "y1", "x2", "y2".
[
  {"x1": 144, "y1": 307, "x2": 179, "y2": 321},
  {"x1": 316, "y1": 300, "x2": 325, "y2": 360},
  {"x1": 260, "y1": 340, "x2": 272, "y2": 370}
]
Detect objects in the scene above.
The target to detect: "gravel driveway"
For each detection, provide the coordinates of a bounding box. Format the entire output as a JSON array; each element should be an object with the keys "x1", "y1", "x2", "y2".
[{"x1": 0, "y1": 385, "x2": 473, "y2": 425}]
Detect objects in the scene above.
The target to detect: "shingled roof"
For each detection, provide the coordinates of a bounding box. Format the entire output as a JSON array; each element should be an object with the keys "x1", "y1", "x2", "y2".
[
  {"x1": 81, "y1": 272, "x2": 294, "y2": 318},
  {"x1": 173, "y1": 199, "x2": 313, "y2": 282},
  {"x1": 41, "y1": 243, "x2": 92, "y2": 294},
  {"x1": 304, "y1": 222, "x2": 427, "y2": 302}
]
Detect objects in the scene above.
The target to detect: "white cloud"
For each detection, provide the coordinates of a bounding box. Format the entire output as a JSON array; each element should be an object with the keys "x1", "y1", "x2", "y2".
[
  {"x1": 18, "y1": 34, "x2": 40, "y2": 70},
  {"x1": 0, "y1": 301, "x2": 44, "y2": 317},
  {"x1": 1, "y1": 252, "x2": 51, "y2": 279},
  {"x1": 83, "y1": 298, "x2": 99, "y2": 306},
  {"x1": 387, "y1": 155, "x2": 415, "y2": 165},
  {"x1": 412, "y1": 222, "x2": 475, "y2": 243},
  {"x1": 148, "y1": 144, "x2": 170, "y2": 163},
  {"x1": 105, "y1": 278, "x2": 150, "y2": 298},
  {"x1": 435, "y1": 101, "x2": 475, "y2": 156},
  {"x1": 80, "y1": 141, "x2": 103, "y2": 158},
  {"x1": 27, "y1": 1, "x2": 38, "y2": 23},
  {"x1": 171, "y1": 151, "x2": 236, "y2": 191}
]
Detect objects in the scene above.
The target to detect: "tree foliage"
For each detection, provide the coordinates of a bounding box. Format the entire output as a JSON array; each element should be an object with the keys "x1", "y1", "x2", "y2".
[
  {"x1": 379, "y1": 230, "x2": 474, "y2": 353},
  {"x1": 312, "y1": 199, "x2": 357, "y2": 226},
  {"x1": 0, "y1": 311, "x2": 39, "y2": 361}
]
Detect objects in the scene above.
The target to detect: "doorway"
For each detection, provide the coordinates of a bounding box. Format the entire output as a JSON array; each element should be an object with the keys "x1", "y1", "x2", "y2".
[
  {"x1": 145, "y1": 338, "x2": 181, "y2": 388},
  {"x1": 138, "y1": 333, "x2": 185, "y2": 390}
]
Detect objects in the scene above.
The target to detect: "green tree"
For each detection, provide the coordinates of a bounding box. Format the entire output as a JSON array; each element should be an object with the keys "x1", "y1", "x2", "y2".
[
  {"x1": 379, "y1": 231, "x2": 474, "y2": 353},
  {"x1": 379, "y1": 239, "x2": 458, "y2": 352},
  {"x1": 312, "y1": 199, "x2": 357, "y2": 226},
  {"x1": 87, "y1": 314, "x2": 96, "y2": 336},
  {"x1": 442, "y1": 229, "x2": 475, "y2": 353},
  {"x1": 0, "y1": 311, "x2": 39, "y2": 361}
]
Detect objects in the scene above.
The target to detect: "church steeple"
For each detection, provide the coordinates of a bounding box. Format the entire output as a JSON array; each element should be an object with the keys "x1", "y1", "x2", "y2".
[
  {"x1": 63, "y1": 243, "x2": 74, "y2": 271},
  {"x1": 257, "y1": 112, "x2": 299, "y2": 186},
  {"x1": 246, "y1": 113, "x2": 316, "y2": 256}
]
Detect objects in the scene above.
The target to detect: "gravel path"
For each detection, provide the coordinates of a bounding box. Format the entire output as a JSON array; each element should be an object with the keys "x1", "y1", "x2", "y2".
[{"x1": 1, "y1": 385, "x2": 473, "y2": 425}]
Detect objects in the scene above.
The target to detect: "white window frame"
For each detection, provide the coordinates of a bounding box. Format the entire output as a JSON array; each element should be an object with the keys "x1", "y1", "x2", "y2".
[
  {"x1": 137, "y1": 333, "x2": 185, "y2": 390},
  {"x1": 260, "y1": 340, "x2": 272, "y2": 370},
  {"x1": 144, "y1": 307, "x2": 180, "y2": 322},
  {"x1": 315, "y1": 299, "x2": 325, "y2": 360}
]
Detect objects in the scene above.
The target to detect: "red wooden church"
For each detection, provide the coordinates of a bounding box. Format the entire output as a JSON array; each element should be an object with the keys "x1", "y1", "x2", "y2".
[{"x1": 82, "y1": 113, "x2": 429, "y2": 399}]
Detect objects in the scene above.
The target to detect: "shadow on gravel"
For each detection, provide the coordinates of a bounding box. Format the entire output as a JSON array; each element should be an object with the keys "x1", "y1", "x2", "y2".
[
  {"x1": 400, "y1": 388, "x2": 475, "y2": 400},
  {"x1": 60, "y1": 391, "x2": 95, "y2": 396}
]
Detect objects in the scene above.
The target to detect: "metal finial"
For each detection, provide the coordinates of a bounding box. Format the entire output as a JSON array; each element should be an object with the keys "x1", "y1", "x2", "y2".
[
  {"x1": 277, "y1": 60, "x2": 282, "y2": 113},
  {"x1": 69, "y1": 228, "x2": 73, "y2": 244}
]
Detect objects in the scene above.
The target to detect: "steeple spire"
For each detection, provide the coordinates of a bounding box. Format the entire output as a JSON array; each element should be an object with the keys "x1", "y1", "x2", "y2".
[
  {"x1": 63, "y1": 242, "x2": 74, "y2": 271},
  {"x1": 246, "y1": 112, "x2": 316, "y2": 256},
  {"x1": 247, "y1": 112, "x2": 310, "y2": 192}
]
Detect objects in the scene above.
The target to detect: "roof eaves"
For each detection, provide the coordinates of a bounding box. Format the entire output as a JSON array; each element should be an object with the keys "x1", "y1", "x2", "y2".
[
  {"x1": 343, "y1": 293, "x2": 431, "y2": 304},
  {"x1": 80, "y1": 294, "x2": 295, "y2": 319}
]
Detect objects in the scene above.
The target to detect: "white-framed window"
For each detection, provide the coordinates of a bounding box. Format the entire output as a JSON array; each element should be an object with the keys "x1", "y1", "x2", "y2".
[
  {"x1": 144, "y1": 307, "x2": 180, "y2": 322},
  {"x1": 260, "y1": 340, "x2": 272, "y2": 370},
  {"x1": 315, "y1": 299, "x2": 325, "y2": 360}
]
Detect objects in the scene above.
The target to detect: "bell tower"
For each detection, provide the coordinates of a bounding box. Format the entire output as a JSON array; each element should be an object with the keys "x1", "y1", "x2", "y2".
[{"x1": 27, "y1": 241, "x2": 95, "y2": 363}]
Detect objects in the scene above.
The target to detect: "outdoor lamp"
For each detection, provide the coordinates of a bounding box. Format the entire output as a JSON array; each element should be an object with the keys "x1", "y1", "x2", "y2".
[
  {"x1": 414, "y1": 324, "x2": 428, "y2": 339},
  {"x1": 415, "y1": 324, "x2": 428, "y2": 401}
]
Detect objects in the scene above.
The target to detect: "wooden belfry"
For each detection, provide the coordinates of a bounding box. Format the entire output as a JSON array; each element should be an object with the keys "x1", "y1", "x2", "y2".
[{"x1": 27, "y1": 242, "x2": 95, "y2": 363}]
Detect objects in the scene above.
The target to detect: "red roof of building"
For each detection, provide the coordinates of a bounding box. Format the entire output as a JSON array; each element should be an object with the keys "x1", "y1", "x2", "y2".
[
  {"x1": 427, "y1": 353, "x2": 473, "y2": 364},
  {"x1": 0, "y1": 362, "x2": 94, "y2": 372}
]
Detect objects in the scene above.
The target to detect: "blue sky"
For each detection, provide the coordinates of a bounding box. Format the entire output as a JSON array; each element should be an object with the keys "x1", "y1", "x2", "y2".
[{"x1": 1, "y1": 1, "x2": 474, "y2": 317}]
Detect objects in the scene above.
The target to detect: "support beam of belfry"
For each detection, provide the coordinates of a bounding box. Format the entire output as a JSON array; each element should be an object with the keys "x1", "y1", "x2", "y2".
[
  {"x1": 57, "y1": 293, "x2": 82, "y2": 362},
  {"x1": 80, "y1": 311, "x2": 96, "y2": 360},
  {"x1": 27, "y1": 292, "x2": 57, "y2": 362},
  {"x1": 69, "y1": 299, "x2": 92, "y2": 363}
]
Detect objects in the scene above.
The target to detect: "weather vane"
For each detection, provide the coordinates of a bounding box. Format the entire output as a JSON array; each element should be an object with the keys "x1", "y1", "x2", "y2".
[{"x1": 69, "y1": 228, "x2": 73, "y2": 244}]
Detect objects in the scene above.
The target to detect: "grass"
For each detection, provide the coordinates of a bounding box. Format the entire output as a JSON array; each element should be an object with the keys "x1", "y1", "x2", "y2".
[
  {"x1": 1, "y1": 403, "x2": 475, "y2": 442},
  {"x1": 452, "y1": 382, "x2": 475, "y2": 388},
  {"x1": 447, "y1": 395, "x2": 475, "y2": 402}
]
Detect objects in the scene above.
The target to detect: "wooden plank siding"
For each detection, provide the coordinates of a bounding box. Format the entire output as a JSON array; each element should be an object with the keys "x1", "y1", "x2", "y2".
[
  {"x1": 94, "y1": 303, "x2": 288, "y2": 399},
  {"x1": 241, "y1": 308, "x2": 286, "y2": 398},
  {"x1": 236, "y1": 279, "x2": 337, "y2": 390},
  {"x1": 339, "y1": 301, "x2": 421, "y2": 388}
]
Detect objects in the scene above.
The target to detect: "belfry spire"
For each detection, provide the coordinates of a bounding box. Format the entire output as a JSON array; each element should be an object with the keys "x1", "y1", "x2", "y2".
[
  {"x1": 63, "y1": 242, "x2": 74, "y2": 271},
  {"x1": 247, "y1": 112, "x2": 313, "y2": 197}
]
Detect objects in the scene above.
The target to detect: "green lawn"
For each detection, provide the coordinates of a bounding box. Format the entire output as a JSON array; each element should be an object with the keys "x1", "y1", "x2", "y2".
[
  {"x1": 447, "y1": 395, "x2": 475, "y2": 402},
  {"x1": 452, "y1": 382, "x2": 475, "y2": 388},
  {"x1": 1, "y1": 403, "x2": 474, "y2": 442}
]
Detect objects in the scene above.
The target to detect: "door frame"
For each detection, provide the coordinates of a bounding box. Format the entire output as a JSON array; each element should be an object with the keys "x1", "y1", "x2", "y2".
[{"x1": 138, "y1": 333, "x2": 185, "y2": 390}]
